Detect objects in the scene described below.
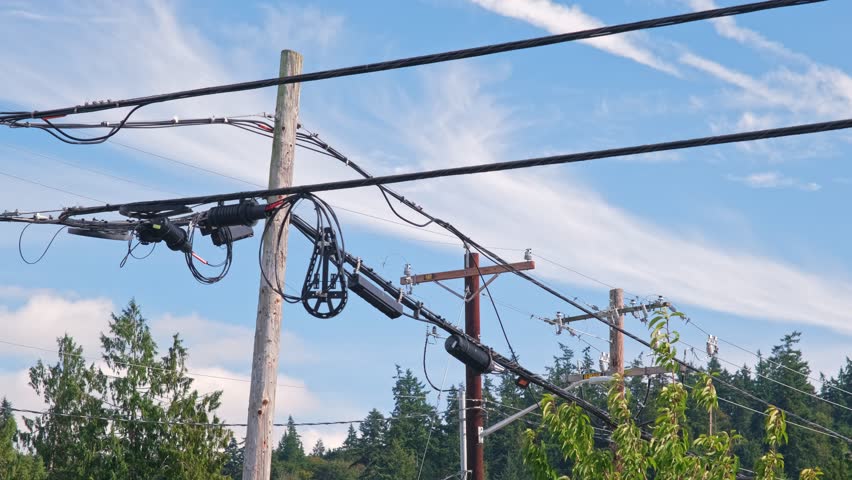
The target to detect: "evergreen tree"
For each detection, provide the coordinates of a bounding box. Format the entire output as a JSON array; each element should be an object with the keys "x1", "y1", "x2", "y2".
[
  {"x1": 275, "y1": 416, "x2": 305, "y2": 463},
  {"x1": 353, "y1": 408, "x2": 387, "y2": 471},
  {"x1": 755, "y1": 332, "x2": 834, "y2": 478},
  {"x1": 0, "y1": 398, "x2": 46, "y2": 480},
  {"x1": 386, "y1": 366, "x2": 440, "y2": 479},
  {"x1": 310, "y1": 438, "x2": 326, "y2": 457},
  {"x1": 25, "y1": 300, "x2": 231, "y2": 479},
  {"x1": 221, "y1": 437, "x2": 243, "y2": 479}
]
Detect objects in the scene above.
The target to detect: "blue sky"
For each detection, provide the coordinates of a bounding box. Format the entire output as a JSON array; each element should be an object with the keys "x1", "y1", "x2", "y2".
[{"x1": 1, "y1": 0, "x2": 851, "y2": 449}]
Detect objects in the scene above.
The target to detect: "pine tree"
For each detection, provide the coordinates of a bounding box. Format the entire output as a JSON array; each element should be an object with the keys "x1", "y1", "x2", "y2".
[
  {"x1": 755, "y1": 332, "x2": 834, "y2": 478},
  {"x1": 222, "y1": 437, "x2": 244, "y2": 479},
  {"x1": 311, "y1": 438, "x2": 326, "y2": 457},
  {"x1": 25, "y1": 300, "x2": 231, "y2": 479},
  {"x1": 275, "y1": 416, "x2": 305, "y2": 463},
  {"x1": 0, "y1": 399, "x2": 46, "y2": 480},
  {"x1": 386, "y1": 366, "x2": 440, "y2": 478}
]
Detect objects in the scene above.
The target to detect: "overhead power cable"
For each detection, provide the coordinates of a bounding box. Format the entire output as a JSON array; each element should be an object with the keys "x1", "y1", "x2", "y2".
[
  {"x1": 681, "y1": 383, "x2": 848, "y2": 442},
  {"x1": 55, "y1": 116, "x2": 852, "y2": 220},
  {"x1": 680, "y1": 315, "x2": 852, "y2": 398},
  {"x1": 0, "y1": 0, "x2": 820, "y2": 124},
  {"x1": 6, "y1": 406, "x2": 431, "y2": 429},
  {"x1": 678, "y1": 338, "x2": 852, "y2": 415},
  {"x1": 0, "y1": 170, "x2": 106, "y2": 204}
]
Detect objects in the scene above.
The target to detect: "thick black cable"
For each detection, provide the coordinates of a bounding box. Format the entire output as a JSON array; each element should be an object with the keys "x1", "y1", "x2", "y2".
[
  {"x1": 296, "y1": 131, "x2": 433, "y2": 227},
  {"x1": 633, "y1": 375, "x2": 653, "y2": 422},
  {"x1": 32, "y1": 105, "x2": 145, "y2": 145},
  {"x1": 0, "y1": 0, "x2": 822, "y2": 123},
  {"x1": 474, "y1": 260, "x2": 519, "y2": 361},
  {"x1": 60, "y1": 116, "x2": 852, "y2": 220},
  {"x1": 423, "y1": 334, "x2": 452, "y2": 393},
  {"x1": 17, "y1": 224, "x2": 66, "y2": 264}
]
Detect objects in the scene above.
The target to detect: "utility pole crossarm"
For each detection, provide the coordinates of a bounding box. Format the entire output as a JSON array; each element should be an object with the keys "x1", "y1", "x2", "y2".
[
  {"x1": 557, "y1": 300, "x2": 669, "y2": 324},
  {"x1": 401, "y1": 260, "x2": 535, "y2": 285}
]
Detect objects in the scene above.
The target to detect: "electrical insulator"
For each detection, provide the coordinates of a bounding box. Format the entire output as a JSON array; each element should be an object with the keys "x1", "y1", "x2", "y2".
[
  {"x1": 599, "y1": 352, "x2": 610, "y2": 373},
  {"x1": 630, "y1": 298, "x2": 640, "y2": 318},
  {"x1": 524, "y1": 248, "x2": 532, "y2": 261},
  {"x1": 554, "y1": 311, "x2": 564, "y2": 335},
  {"x1": 706, "y1": 335, "x2": 719, "y2": 357},
  {"x1": 445, "y1": 334, "x2": 496, "y2": 375},
  {"x1": 403, "y1": 263, "x2": 414, "y2": 294}
]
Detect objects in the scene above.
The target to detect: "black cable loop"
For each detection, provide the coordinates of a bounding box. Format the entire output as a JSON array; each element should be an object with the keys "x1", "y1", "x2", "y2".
[{"x1": 18, "y1": 224, "x2": 66, "y2": 265}]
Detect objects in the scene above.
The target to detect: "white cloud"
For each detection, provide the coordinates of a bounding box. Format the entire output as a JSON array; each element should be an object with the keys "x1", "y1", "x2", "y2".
[
  {"x1": 150, "y1": 313, "x2": 315, "y2": 369},
  {"x1": 0, "y1": 288, "x2": 355, "y2": 448},
  {"x1": 364, "y1": 65, "x2": 852, "y2": 337},
  {"x1": 469, "y1": 0, "x2": 680, "y2": 76},
  {"x1": 685, "y1": 0, "x2": 808, "y2": 63},
  {"x1": 727, "y1": 171, "x2": 821, "y2": 191},
  {"x1": 683, "y1": 0, "x2": 852, "y2": 120}
]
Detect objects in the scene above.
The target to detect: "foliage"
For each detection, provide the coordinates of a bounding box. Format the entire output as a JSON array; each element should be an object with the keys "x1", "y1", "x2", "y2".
[
  {"x1": 521, "y1": 308, "x2": 839, "y2": 480},
  {"x1": 0, "y1": 398, "x2": 46, "y2": 480},
  {"x1": 22, "y1": 300, "x2": 231, "y2": 480}
]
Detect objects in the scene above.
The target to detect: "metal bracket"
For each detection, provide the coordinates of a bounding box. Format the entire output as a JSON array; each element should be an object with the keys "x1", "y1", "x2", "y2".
[{"x1": 435, "y1": 274, "x2": 502, "y2": 302}]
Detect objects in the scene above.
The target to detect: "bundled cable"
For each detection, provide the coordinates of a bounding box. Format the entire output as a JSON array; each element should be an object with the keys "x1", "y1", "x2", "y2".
[{"x1": 9, "y1": 114, "x2": 275, "y2": 145}]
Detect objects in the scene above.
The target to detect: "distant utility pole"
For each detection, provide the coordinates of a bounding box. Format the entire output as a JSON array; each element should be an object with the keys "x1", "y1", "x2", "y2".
[
  {"x1": 609, "y1": 288, "x2": 624, "y2": 472},
  {"x1": 243, "y1": 49, "x2": 303, "y2": 480},
  {"x1": 465, "y1": 252, "x2": 484, "y2": 480},
  {"x1": 404, "y1": 253, "x2": 535, "y2": 480},
  {"x1": 609, "y1": 288, "x2": 625, "y2": 395}
]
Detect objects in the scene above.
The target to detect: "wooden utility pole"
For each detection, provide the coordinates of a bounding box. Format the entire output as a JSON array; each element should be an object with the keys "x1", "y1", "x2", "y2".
[
  {"x1": 459, "y1": 388, "x2": 468, "y2": 479},
  {"x1": 465, "y1": 251, "x2": 484, "y2": 480},
  {"x1": 609, "y1": 288, "x2": 624, "y2": 472},
  {"x1": 609, "y1": 288, "x2": 625, "y2": 394},
  {"x1": 243, "y1": 49, "x2": 302, "y2": 480},
  {"x1": 400, "y1": 255, "x2": 534, "y2": 480}
]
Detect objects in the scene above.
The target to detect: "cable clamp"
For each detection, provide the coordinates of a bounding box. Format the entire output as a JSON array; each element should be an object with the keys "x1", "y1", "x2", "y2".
[{"x1": 397, "y1": 288, "x2": 404, "y2": 304}]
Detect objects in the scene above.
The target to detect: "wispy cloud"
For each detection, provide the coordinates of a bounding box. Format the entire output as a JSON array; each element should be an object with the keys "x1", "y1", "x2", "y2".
[
  {"x1": 469, "y1": 0, "x2": 680, "y2": 76},
  {"x1": 727, "y1": 171, "x2": 821, "y2": 191},
  {"x1": 685, "y1": 0, "x2": 808, "y2": 63}
]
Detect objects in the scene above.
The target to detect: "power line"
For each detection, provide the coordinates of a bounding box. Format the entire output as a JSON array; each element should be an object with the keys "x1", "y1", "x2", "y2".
[
  {"x1": 6, "y1": 406, "x2": 431, "y2": 429},
  {"x1": 680, "y1": 315, "x2": 852, "y2": 397},
  {"x1": 681, "y1": 382, "x2": 847, "y2": 442},
  {"x1": 0, "y1": 0, "x2": 819, "y2": 123},
  {"x1": 0, "y1": 170, "x2": 105, "y2": 203},
  {"x1": 59, "y1": 116, "x2": 852, "y2": 220},
  {"x1": 678, "y1": 339, "x2": 852, "y2": 415},
  {"x1": 0, "y1": 143, "x2": 181, "y2": 196}
]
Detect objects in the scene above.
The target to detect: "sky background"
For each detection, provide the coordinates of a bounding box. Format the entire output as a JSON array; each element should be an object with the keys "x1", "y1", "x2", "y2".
[{"x1": 1, "y1": 0, "x2": 851, "y2": 451}]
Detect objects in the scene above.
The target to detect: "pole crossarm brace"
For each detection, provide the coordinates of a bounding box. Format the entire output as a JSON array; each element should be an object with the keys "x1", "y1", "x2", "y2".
[{"x1": 556, "y1": 300, "x2": 670, "y2": 324}]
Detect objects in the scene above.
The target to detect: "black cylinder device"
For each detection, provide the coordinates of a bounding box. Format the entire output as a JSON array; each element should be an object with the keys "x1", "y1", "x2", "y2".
[
  {"x1": 204, "y1": 199, "x2": 267, "y2": 227},
  {"x1": 445, "y1": 334, "x2": 494, "y2": 375},
  {"x1": 137, "y1": 218, "x2": 191, "y2": 253}
]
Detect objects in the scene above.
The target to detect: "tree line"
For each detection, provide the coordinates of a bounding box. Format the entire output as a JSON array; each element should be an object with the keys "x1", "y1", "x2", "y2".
[{"x1": 1, "y1": 300, "x2": 850, "y2": 479}]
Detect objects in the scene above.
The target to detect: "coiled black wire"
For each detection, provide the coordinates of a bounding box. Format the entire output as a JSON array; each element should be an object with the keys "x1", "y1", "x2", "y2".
[
  {"x1": 259, "y1": 193, "x2": 348, "y2": 318},
  {"x1": 184, "y1": 223, "x2": 233, "y2": 285}
]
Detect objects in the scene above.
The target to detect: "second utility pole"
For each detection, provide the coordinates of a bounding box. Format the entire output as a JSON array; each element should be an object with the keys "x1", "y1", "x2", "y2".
[
  {"x1": 243, "y1": 49, "x2": 303, "y2": 480},
  {"x1": 465, "y1": 251, "x2": 484, "y2": 480}
]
